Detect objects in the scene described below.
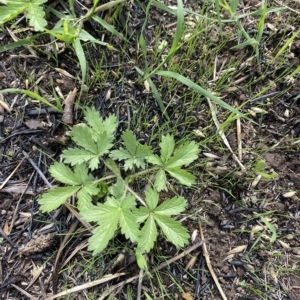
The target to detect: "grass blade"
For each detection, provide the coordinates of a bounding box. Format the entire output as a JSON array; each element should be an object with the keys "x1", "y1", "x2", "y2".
[
  {"x1": 155, "y1": 71, "x2": 252, "y2": 121},
  {"x1": 0, "y1": 34, "x2": 41, "y2": 53},
  {"x1": 0, "y1": 88, "x2": 63, "y2": 112},
  {"x1": 72, "y1": 37, "x2": 87, "y2": 97}
]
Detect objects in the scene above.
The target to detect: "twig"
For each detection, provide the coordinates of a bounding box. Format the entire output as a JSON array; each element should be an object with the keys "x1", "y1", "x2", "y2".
[
  {"x1": 52, "y1": 220, "x2": 79, "y2": 294},
  {"x1": 11, "y1": 284, "x2": 38, "y2": 300},
  {"x1": 9, "y1": 171, "x2": 35, "y2": 234},
  {"x1": 0, "y1": 157, "x2": 25, "y2": 190},
  {"x1": 0, "y1": 227, "x2": 15, "y2": 248},
  {"x1": 22, "y1": 150, "x2": 52, "y2": 188},
  {"x1": 206, "y1": 97, "x2": 245, "y2": 170},
  {"x1": 98, "y1": 240, "x2": 204, "y2": 300},
  {"x1": 198, "y1": 220, "x2": 227, "y2": 300},
  {"x1": 45, "y1": 273, "x2": 126, "y2": 300}
]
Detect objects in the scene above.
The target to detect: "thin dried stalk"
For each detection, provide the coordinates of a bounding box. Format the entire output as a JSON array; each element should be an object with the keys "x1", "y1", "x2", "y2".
[
  {"x1": 198, "y1": 220, "x2": 228, "y2": 300},
  {"x1": 206, "y1": 97, "x2": 245, "y2": 170}
]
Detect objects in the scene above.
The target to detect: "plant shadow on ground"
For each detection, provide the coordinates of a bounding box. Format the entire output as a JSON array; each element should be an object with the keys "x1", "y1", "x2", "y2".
[{"x1": 0, "y1": 0, "x2": 300, "y2": 299}]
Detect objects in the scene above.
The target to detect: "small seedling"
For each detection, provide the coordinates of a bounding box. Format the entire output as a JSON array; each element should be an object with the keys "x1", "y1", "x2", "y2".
[{"x1": 38, "y1": 107, "x2": 200, "y2": 268}]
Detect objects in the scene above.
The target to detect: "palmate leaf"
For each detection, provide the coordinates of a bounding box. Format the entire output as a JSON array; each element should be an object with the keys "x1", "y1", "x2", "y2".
[
  {"x1": 165, "y1": 141, "x2": 200, "y2": 168},
  {"x1": 84, "y1": 107, "x2": 117, "y2": 135},
  {"x1": 81, "y1": 193, "x2": 139, "y2": 255},
  {"x1": 135, "y1": 188, "x2": 189, "y2": 253},
  {"x1": 109, "y1": 178, "x2": 125, "y2": 199},
  {"x1": 122, "y1": 130, "x2": 137, "y2": 155},
  {"x1": 110, "y1": 130, "x2": 152, "y2": 170},
  {"x1": 38, "y1": 186, "x2": 81, "y2": 212},
  {"x1": 132, "y1": 207, "x2": 150, "y2": 223},
  {"x1": 74, "y1": 164, "x2": 94, "y2": 183},
  {"x1": 0, "y1": 4, "x2": 28, "y2": 24},
  {"x1": 80, "y1": 203, "x2": 112, "y2": 222},
  {"x1": 146, "y1": 154, "x2": 161, "y2": 165},
  {"x1": 83, "y1": 181, "x2": 102, "y2": 196},
  {"x1": 147, "y1": 134, "x2": 199, "y2": 190}
]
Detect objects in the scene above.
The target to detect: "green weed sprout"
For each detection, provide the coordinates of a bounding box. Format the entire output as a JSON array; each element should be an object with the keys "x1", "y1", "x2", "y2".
[
  {"x1": 0, "y1": 0, "x2": 126, "y2": 96},
  {"x1": 38, "y1": 107, "x2": 200, "y2": 269}
]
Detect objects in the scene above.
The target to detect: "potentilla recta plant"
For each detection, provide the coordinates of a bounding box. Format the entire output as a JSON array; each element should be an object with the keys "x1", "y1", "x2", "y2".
[{"x1": 38, "y1": 107, "x2": 200, "y2": 269}]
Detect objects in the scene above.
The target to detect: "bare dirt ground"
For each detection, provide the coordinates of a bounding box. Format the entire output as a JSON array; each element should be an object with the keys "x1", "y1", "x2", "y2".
[{"x1": 1, "y1": 0, "x2": 300, "y2": 299}]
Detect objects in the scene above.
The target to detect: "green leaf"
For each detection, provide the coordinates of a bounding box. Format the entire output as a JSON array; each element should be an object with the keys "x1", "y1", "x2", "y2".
[
  {"x1": 154, "y1": 169, "x2": 167, "y2": 192},
  {"x1": 87, "y1": 220, "x2": 118, "y2": 255},
  {"x1": 120, "y1": 194, "x2": 136, "y2": 209},
  {"x1": 73, "y1": 37, "x2": 87, "y2": 97},
  {"x1": 138, "y1": 215, "x2": 157, "y2": 253},
  {"x1": 122, "y1": 130, "x2": 138, "y2": 156},
  {"x1": 154, "y1": 196, "x2": 187, "y2": 216},
  {"x1": 96, "y1": 132, "x2": 114, "y2": 155},
  {"x1": 110, "y1": 130, "x2": 152, "y2": 170},
  {"x1": 0, "y1": 4, "x2": 28, "y2": 24},
  {"x1": 155, "y1": 71, "x2": 252, "y2": 122},
  {"x1": 49, "y1": 162, "x2": 82, "y2": 185},
  {"x1": 109, "y1": 178, "x2": 125, "y2": 199},
  {"x1": 165, "y1": 167, "x2": 195, "y2": 186},
  {"x1": 146, "y1": 154, "x2": 162, "y2": 166},
  {"x1": 84, "y1": 107, "x2": 117, "y2": 135},
  {"x1": 119, "y1": 209, "x2": 140, "y2": 242},
  {"x1": 0, "y1": 0, "x2": 47, "y2": 31},
  {"x1": 160, "y1": 134, "x2": 175, "y2": 163},
  {"x1": 38, "y1": 186, "x2": 81, "y2": 212},
  {"x1": 256, "y1": 171, "x2": 278, "y2": 179},
  {"x1": 105, "y1": 158, "x2": 121, "y2": 176},
  {"x1": 145, "y1": 188, "x2": 159, "y2": 210},
  {"x1": 166, "y1": 141, "x2": 199, "y2": 168},
  {"x1": 80, "y1": 203, "x2": 107, "y2": 222},
  {"x1": 254, "y1": 159, "x2": 265, "y2": 173},
  {"x1": 74, "y1": 164, "x2": 94, "y2": 182},
  {"x1": 77, "y1": 188, "x2": 94, "y2": 211},
  {"x1": 69, "y1": 124, "x2": 97, "y2": 153},
  {"x1": 27, "y1": 1, "x2": 47, "y2": 31},
  {"x1": 0, "y1": 89, "x2": 62, "y2": 112},
  {"x1": 153, "y1": 214, "x2": 189, "y2": 247},
  {"x1": 261, "y1": 217, "x2": 277, "y2": 243},
  {"x1": 83, "y1": 181, "x2": 100, "y2": 196},
  {"x1": 44, "y1": 27, "x2": 75, "y2": 43},
  {"x1": 61, "y1": 148, "x2": 96, "y2": 166},
  {"x1": 88, "y1": 156, "x2": 101, "y2": 170},
  {"x1": 132, "y1": 207, "x2": 151, "y2": 223},
  {"x1": 136, "y1": 251, "x2": 149, "y2": 270},
  {"x1": 81, "y1": 192, "x2": 140, "y2": 255},
  {"x1": 0, "y1": 34, "x2": 41, "y2": 53}
]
